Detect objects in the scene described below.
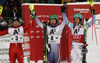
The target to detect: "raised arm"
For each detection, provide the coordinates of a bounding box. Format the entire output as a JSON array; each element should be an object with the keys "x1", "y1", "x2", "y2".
[
  {"x1": 59, "y1": 13, "x2": 67, "y2": 29},
  {"x1": 23, "y1": 20, "x2": 34, "y2": 31},
  {"x1": 87, "y1": 0, "x2": 94, "y2": 7},
  {"x1": 87, "y1": 6, "x2": 96, "y2": 29},
  {"x1": 87, "y1": 15, "x2": 96, "y2": 29},
  {"x1": 30, "y1": 10, "x2": 43, "y2": 28},
  {"x1": 0, "y1": 29, "x2": 8, "y2": 36},
  {"x1": 60, "y1": 5, "x2": 73, "y2": 30},
  {"x1": 65, "y1": 14, "x2": 74, "y2": 30},
  {"x1": 34, "y1": 16, "x2": 43, "y2": 28}
]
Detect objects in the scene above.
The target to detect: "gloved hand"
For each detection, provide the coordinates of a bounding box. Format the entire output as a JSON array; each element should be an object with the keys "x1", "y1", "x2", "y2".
[
  {"x1": 43, "y1": 44, "x2": 51, "y2": 54},
  {"x1": 43, "y1": 21, "x2": 47, "y2": 27},
  {"x1": 46, "y1": 44, "x2": 51, "y2": 53},
  {"x1": 82, "y1": 47, "x2": 88, "y2": 55},
  {"x1": 85, "y1": 18, "x2": 88, "y2": 22},
  {"x1": 30, "y1": 10, "x2": 36, "y2": 19},
  {"x1": 90, "y1": 6, "x2": 95, "y2": 15},
  {"x1": 61, "y1": 5, "x2": 66, "y2": 13}
]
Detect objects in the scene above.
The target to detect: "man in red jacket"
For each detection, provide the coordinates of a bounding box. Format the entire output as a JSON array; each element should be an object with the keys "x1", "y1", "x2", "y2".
[{"x1": 0, "y1": 17, "x2": 33, "y2": 63}]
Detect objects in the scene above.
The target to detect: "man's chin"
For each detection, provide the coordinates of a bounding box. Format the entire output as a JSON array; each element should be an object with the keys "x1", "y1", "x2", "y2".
[
  {"x1": 51, "y1": 25, "x2": 56, "y2": 27},
  {"x1": 14, "y1": 25, "x2": 18, "y2": 27},
  {"x1": 50, "y1": 24, "x2": 56, "y2": 26},
  {"x1": 75, "y1": 23, "x2": 79, "y2": 25}
]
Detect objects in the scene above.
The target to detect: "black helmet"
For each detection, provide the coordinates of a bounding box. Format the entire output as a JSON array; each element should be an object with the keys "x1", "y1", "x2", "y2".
[{"x1": 12, "y1": 17, "x2": 20, "y2": 23}]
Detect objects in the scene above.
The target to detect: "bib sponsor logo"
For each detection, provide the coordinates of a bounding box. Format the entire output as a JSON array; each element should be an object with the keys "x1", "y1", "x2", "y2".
[
  {"x1": 13, "y1": 28, "x2": 20, "y2": 35},
  {"x1": 49, "y1": 29, "x2": 56, "y2": 35},
  {"x1": 73, "y1": 35, "x2": 82, "y2": 39}
]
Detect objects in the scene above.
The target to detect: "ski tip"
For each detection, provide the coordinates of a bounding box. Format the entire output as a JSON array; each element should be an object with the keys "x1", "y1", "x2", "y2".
[{"x1": 29, "y1": 4, "x2": 34, "y2": 11}]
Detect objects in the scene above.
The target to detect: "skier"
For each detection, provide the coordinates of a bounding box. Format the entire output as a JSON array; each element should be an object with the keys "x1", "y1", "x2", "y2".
[
  {"x1": 61, "y1": 5, "x2": 96, "y2": 63},
  {"x1": 0, "y1": 17, "x2": 34, "y2": 63},
  {"x1": 30, "y1": 7, "x2": 67, "y2": 63}
]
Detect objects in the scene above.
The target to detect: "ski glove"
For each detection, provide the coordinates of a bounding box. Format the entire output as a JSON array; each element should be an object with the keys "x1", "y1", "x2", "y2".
[
  {"x1": 61, "y1": 6, "x2": 66, "y2": 13},
  {"x1": 90, "y1": 6, "x2": 95, "y2": 15},
  {"x1": 43, "y1": 44, "x2": 51, "y2": 54},
  {"x1": 82, "y1": 47, "x2": 88, "y2": 55},
  {"x1": 30, "y1": 10, "x2": 36, "y2": 19}
]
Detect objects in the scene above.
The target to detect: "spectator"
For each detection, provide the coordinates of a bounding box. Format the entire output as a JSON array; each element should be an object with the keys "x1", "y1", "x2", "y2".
[
  {"x1": 55, "y1": 0, "x2": 61, "y2": 4},
  {"x1": 0, "y1": 21, "x2": 8, "y2": 31},
  {"x1": 7, "y1": 19, "x2": 12, "y2": 27},
  {"x1": 0, "y1": 16, "x2": 8, "y2": 31},
  {"x1": 31, "y1": 0, "x2": 35, "y2": 3},
  {"x1": 35, "y1": 0, "x2": 41, "y2": 3},
  {"x1": 4, "y1": 0, "x2": 9, "y2": 7},
  {"x1": 94, "y1": 0, "x2": 100, "y2": 2},
  {"x1": 0, "y1": 15, "x2": 3, "y2": 22},
  {"x1": 70, "y1": 0, "x2": 79, "y2": 2},
  {"x1": 12, "y1": 6, "x2": 18, "y2": 17},
  {"x1": 14, "y1": 0, "x2": 21, "y2": 16},
  {"x1": 48, "y1": 0, "x2": 55, "y2": 4},
  {"x1": 9, "y1": 1, "x2": 16, "y2": 10},
  {"x1": 2, "y1": 5, "x2": 10, "y2": 17},
  {"x1": 14, "y1": 0, "x2": 20, "y2": 8},
  {"x1": 41, "y1": 0, "x2": 48, "y2": 3},
  {"x1": 23, "y1": 0, "x2": 31, "y2": 3},
  {"x1": 78, "y1": 0, "x2": 87, "y2": 2},
  {"x1": 20, "y1": 0, "x2": 24, "y2": 4},
  {"x1": 61, "y1": 0, "x2": 79, "y2": 3}
]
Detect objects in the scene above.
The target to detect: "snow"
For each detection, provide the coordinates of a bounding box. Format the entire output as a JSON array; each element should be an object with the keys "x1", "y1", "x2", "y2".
[{"x1": 87, "y1": 14, "x2": 100, "y2": 63}]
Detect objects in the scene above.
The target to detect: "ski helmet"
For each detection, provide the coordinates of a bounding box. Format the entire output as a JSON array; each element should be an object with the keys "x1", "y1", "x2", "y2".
[
  {"x1": 49, "y1": 15, "x2": 59, "y2": 25},
  {"x1": 49, "y1": 15, "x2": 58, "y2": 21},
  {"x1": 12, "y1": 17, "x2": 20, "y2": 23},
  {"x1": 73, "y1": 13, "x2": 83, "y2": 22}
]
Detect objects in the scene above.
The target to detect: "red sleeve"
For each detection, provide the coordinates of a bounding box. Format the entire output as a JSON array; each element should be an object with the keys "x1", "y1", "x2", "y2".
[
  {"x1": 23, "y1": 25, "x2": 30, "y2": 31},
  {"x1": 0, "y1": 29, "x2": 8, "y2": 36},
  {"x1": 23, "y1": 23, "x2": 34, "y2": 31}
]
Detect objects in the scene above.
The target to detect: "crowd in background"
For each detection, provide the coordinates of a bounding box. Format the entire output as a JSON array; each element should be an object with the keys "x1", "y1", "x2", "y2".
[
  {"x1": 1, "y1": 0, "x2": 100, "y2": 18},
  {"x1": 0, "y1": 0, "x2": 99, "y2": 31}
]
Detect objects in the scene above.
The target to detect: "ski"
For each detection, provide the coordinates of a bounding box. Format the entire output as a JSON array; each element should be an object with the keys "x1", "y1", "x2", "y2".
[
  {"x1": 87, "y1": 0, "x2": 98, "y2": 44},
  {"x1": 87, "y1": 0, "x2": 94, "y2": 40},
  {"x1": 43, "y1": 21, "x2": 48, "y2": 63},
  {"x1": 29, "y1": 4, "x2": 34, "y2": 41},
  {"x1": 29, "y1": 4, "x2": 34, "y2": 35},
  {"x1": 82, "y1": 18, "x2": 88, "y2": 63},
  {"x1": 29, "y1": 4, "x2": 34, "y2": 62}
]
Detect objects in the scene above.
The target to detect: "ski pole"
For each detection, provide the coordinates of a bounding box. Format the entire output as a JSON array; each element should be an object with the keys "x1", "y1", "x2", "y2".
[
  {"x1": 87, "y1": 0, "x2": 98, "y2": 45},
  {"x1": 87, "y1": 0, "x2": 94, "y2": 40}
]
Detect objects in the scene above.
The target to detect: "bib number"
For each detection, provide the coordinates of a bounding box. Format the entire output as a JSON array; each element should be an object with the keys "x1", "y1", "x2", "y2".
[
  {"x1": 48, "y1": 35, "x2": 61, "y2": 44},
  {"x1": 51, "y1": 36, "x2": 53, "y2": 41},
  {"x1": 15, "y1": 36, "x2": 18, "y2": 41},
  {"x1": 11, "y1": 36, "x2": 23, "y2": 42}
]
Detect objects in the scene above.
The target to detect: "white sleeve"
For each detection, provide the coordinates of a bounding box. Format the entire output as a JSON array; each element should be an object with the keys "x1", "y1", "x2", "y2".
[
  {"x1": 35, "y1": 16, "x2": 43, "y2": 28},
  {"x1": 65, "y1": 14, "x2": 74, "y2": 30},
  {"x1": 87, "y1": 15, "x2": 96, "y2": 30},
  {"x1": 59, "y1": 13, "x2": 67, "y2": 30}
]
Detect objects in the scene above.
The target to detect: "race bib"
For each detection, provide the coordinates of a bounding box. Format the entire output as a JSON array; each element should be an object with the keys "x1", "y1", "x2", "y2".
[
  {"x1": 48, "y1": 35, "x2": 61, "y2": 44},
  {"x1": 72, "y1": 35, "x2": 84, "y2": 43},
  {"x1": 10, "y1": 35, "x2": 23, "y2": 43}
]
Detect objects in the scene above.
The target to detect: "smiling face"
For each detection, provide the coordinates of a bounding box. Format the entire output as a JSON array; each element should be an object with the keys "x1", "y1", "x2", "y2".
[
  {"x1": 74, "y1": 17, "x2": 80, "y2": 25},
  {"x1": 49, "y1": 19, "x2": 57, "y2": 26},
  {"x1": 13, "y1": 20, "x2": 20, "y2": 27}
]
